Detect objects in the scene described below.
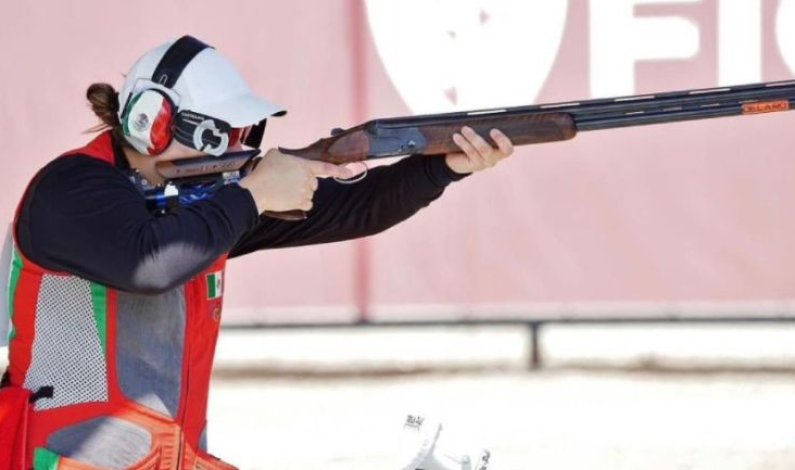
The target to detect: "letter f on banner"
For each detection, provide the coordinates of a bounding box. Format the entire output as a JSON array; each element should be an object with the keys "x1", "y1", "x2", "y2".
[{"x1": 589, "y1": 0, "x2": 700, "y2": 97}]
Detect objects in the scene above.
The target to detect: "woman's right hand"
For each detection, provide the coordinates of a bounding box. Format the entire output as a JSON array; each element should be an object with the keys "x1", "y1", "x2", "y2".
[{"x1": 239, "y1": 149, "x2": 354, "y2": 214}]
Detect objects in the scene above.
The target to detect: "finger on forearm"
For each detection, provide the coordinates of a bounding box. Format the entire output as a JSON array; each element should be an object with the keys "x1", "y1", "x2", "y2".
[
  {"x1": 453, "y1": 133, "x2": 487, "y2": 170},
  {"x1": 490, "y1": 129, "x2": 514, "y2": 156},
  {"x1": 452, "y1": 132, "x2": 478, "y2": 157},
  {"x1": 462, "y1": 126, "x2": 493, "y2": 157}
]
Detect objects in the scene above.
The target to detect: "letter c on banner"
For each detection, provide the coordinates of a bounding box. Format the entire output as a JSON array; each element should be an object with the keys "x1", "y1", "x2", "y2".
[{"x1": 778, "y1": 0, "x2": 795, "y2": 75}]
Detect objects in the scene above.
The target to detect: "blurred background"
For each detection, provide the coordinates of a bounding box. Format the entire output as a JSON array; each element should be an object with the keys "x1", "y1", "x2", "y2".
[{"x1": 2, "y1": 0, "x2": 795, "y2": 469}]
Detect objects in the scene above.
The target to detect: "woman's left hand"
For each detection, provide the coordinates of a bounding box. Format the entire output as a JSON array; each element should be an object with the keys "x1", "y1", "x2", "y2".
[{"x1": 446, "y1": 126, "x2": 515, "y2": 175}]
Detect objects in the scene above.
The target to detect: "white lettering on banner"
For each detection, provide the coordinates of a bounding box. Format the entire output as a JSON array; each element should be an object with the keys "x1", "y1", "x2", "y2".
[
  {"x1": 778, "y1": 0, "x2": 795, "y2": 75},
  {"x1": 589, "y1": 0, "x2": 700, "y2": 97},
  {"x1": 367, "y1": 1, "x2": 795, "y2": 113},
  {"x1": 365, "y1": 0, "x2": 568, "y2": 113},
  {"x1": 718, "y1": 0, "x2": 762, "y2": 85}
]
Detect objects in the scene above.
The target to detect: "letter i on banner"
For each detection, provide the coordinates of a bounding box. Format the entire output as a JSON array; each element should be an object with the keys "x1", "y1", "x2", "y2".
[{"x1": 718, "y1": 0, "x2": 762, "y2": 85}]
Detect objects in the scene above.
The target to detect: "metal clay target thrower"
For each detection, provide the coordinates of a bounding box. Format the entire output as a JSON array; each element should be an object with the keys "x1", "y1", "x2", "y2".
[{"x1": 398, "y1": 415, "x2": 490, "y2": 470}]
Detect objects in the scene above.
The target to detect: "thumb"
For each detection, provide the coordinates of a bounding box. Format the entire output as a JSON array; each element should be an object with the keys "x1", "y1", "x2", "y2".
[{"x1": 308, "y1": 161, "x2": 355, "y2": 179}]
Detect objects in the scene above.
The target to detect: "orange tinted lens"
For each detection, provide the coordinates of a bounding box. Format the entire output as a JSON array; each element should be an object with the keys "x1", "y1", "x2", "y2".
[
  {"x1": 229, "y1": 127, "x2": 254, "y2": 146},
  {"x1": 229, "y1": 128, "x2": 243, "y2": 145}
]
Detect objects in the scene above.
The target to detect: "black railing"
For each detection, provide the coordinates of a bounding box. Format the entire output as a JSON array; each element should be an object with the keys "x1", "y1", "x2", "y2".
[{"x1": 222, "y1": 315, "x2": 795, "y2": 370}]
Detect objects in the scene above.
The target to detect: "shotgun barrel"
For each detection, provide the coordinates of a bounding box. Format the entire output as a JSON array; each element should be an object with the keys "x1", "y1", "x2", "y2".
[{"x1": 375, "y1": 80, "x2": 795, "y2": 132}]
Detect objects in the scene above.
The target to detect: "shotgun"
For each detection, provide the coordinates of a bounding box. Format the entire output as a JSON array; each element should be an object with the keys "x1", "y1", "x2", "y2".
[
  {"x1": 149, "y1": 80, "x2": 795, "y2": 219},
  {"x1": 281, "y1": 80, "x2": 795, "y2": 163}
]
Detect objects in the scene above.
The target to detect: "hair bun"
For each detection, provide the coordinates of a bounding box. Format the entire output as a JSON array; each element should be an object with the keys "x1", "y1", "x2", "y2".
[{"x1": 86, "y1": 83, "x2": 120, "y2": 129}]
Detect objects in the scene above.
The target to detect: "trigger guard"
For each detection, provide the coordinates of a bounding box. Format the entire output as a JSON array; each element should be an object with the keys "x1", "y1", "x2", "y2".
[{"x1": 334, "y1": 162, "x2": 368, "y2": 185}]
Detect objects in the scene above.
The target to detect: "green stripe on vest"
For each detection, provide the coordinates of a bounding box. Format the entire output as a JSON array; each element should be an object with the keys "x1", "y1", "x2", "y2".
[
  {"x1": 7, "y1": 246, "x2": 22, "y2": 341},
  {"x1": 90, "y1": 283, "x2": 108, "y2": 354},
  {"x1": 33, "y1": 448, "x2": 60, "y2": 470}
]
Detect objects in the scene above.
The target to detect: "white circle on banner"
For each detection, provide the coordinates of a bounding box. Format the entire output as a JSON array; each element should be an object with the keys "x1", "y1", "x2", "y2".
[
  {"x1": 777, "y1": 0, "x2": 795, "y2": 75},
  {"x1": 365, "y1": 0, "x2": 569, "y2": 114}
]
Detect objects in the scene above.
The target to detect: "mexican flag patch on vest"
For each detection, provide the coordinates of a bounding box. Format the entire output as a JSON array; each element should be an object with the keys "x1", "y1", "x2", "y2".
[{"x1": 206, "y1": 271, "x2": 223, "y2": 300}]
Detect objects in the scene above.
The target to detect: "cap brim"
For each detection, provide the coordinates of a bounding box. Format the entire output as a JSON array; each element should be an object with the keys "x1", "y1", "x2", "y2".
[{"x1": 197, "y1": 93, "x2": 286, "y2": 127}]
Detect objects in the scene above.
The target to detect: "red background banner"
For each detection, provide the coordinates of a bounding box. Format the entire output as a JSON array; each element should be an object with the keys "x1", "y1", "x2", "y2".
[{"x1": 1, "y1": 0, "x2": 794, "y2": 322}]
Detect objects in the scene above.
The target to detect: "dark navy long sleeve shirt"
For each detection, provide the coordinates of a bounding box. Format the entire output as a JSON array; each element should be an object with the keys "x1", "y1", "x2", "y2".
[{"x1": 15, "y1": 137, "x2": 466, "y2": 294}]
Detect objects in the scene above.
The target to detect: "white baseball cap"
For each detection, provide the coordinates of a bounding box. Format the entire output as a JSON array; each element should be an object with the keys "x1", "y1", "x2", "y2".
[{"x1": 118, "y1": 37, "x2": 285, "y2": 128}]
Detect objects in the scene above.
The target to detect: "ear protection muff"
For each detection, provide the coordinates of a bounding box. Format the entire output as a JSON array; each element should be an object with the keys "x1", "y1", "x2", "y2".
[
  {"x1": 121, "y1": 87, "x2": 177, "y2": 155},
  {"x1": 120, "y1": 36, "x2": 234, "y2": 157}
]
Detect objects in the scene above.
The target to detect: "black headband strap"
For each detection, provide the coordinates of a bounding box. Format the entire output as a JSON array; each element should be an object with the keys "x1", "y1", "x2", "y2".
[{"x1": 151, "y1": 35, "x2": 211, "y2": 89}]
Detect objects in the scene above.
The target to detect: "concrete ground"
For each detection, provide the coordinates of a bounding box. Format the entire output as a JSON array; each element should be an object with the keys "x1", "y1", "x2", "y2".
[
  {"x1": 206, "y1": 371, "x2": 795, "y2": 470},
  {"x1": 204, "y1": 325, "x2": 795, "y2": 470},
  {"x1": 4, "y1": 324, "x2": 795, "y2": 469}
]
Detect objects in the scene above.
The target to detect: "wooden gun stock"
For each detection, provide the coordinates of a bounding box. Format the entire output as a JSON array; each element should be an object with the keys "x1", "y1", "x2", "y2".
[
  {"x1": 268, "y1": 79, "x2": 795, "y2": 221},
  {"x1": 272, "y1": 113, "x2": 575, "y2": 221},
  {"x1": 280, "y1": 112, "x2": 576, "y2": 163}
]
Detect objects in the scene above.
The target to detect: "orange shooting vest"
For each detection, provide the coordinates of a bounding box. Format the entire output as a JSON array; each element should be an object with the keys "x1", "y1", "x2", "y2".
[{"x1": 0, "y1": 132, "x2": 236, "y2": 470}]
